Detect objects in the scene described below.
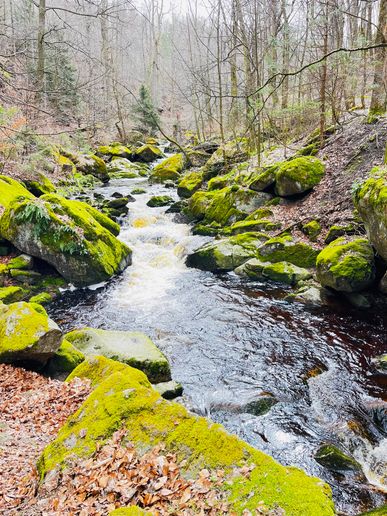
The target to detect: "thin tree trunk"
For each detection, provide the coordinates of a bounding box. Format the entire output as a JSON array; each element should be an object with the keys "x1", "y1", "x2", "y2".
[
  {"x1": 369, "y1": 0, "x2": 387, "y2": 117},
  {"x1": 36, "y1": 0, "x2": 46, "y2": 104}
]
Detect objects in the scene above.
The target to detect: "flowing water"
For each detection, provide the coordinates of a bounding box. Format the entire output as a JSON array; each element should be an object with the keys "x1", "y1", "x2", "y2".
[{"x1": 50, "y1": 174, "x2": 387, "y2": 515}]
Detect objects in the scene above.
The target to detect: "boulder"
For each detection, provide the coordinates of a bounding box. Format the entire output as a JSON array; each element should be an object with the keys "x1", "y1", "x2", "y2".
[
  {"x1": 149, "y1": 153, "x2": 185, "y2": 183},
  {"x1": 262, "y1": 261, "x2": 312, "y2": 285},
  {"x1": 97, "y1": 144, "x2": 132, "y2": 160},
  {"x1": 107, "y1": 158, "x2": 141, "y2": 179},
  {"x1": 324, "y1": 224, "x2": 357, "y2": 244},
  {"x1": 229, "y1": 219, "x2": 281, "y2": 235},
  {"x1": 275, "y1": 157, "x2": 325, "y2": 196},
  {"x1": 314, "y1": 444, "x2": 362, "y2": 472},
  {"x1": 65, "y1": 327, "x2": 171, "y2": 383},
  {"x1": 177, "y1": 171, "x2": 204, "y2": 198},
  {"x1": 38, "y1": 362, "x2": 335, "y2": 515},
  {"x1": 146, "y1": 195, "x2": 174, "y2": 207},
  {"x1": 0, "y1": 192, "x2": 132, "y2": 286},
  {"x1": 201, "y1": 139, "x2": 249, "y2": 180},
  {"x1": 301, "y1": 220, "x2": 322, "y2": 242},
  {"x1": 353, "y1": 167, "x2": 387, "y2": 261},
  {"x1": 256, "y1": 235, "x2": 319, "y2": 268},
  {"x1": 234, "y1": 258, "x2": 269, "y2": 279},
  {"x1": 134, "y1": 144, "x2": 164, "y2": 163},
  {"x1": 0, "y1": 301, "x2": 62, "y2": 365},
  {"x1": 0, "y1": 175, "x2": 34, "y2": 213},
  {"x1": 187, "y1": 186, "x2": 272, "y2": 226},
  {"x1": 186, "y1": 233, "x2": 268, "y2": 272},
  {"x1": 75, "y1": 154, "x2": 109, "y2": 183},
  {"x1": 316, "y1": 237, "x2": 375, "y2": 292},
  {"x1": 243, "y1": 394, "x2": 278, "y2": 416},
  {"x1": 154, "y1": 380, "x2": 183, "y2": 400},
  {"x1": 0, "y1": 286, "x2": 26, "y2": 304},
  {"x1": 186, "y1": 150, "x2": 211, "y2": 167}
]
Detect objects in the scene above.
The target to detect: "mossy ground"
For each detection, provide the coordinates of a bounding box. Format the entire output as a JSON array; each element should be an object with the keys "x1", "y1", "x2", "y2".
[{"x1": 38, "y1": 363, "x2": 334, "y2": 516}]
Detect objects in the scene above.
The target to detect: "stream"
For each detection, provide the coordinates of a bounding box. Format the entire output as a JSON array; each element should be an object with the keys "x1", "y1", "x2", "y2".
[{"x1": 49, "y1": 174, "x2": 387, "y2": 515}]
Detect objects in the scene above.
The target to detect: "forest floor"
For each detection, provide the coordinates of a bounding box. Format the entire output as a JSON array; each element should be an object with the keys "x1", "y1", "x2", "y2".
[{"x1": 270, "y1": 115, "x2": 387, "y2": 245}]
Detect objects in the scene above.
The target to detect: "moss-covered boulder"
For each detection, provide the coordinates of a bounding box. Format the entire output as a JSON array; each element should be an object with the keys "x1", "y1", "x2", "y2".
[
  {"x1": 186, "y1": 149, "x2": 210, "y2": 167},
  {"x1": 262, "y1": 262, "x2": 312, "y2": 285},
  {"x1": 0, "y1": 301, "x2": 62, "y2": 365},
  {"x1": 38, "y1": 365, "x2": 334, "y2": 516},
  {"x1": 275, "y1": 157, "x2": 325, "y2": 196},
  {"x1": 316, "y1": 237, "x2": 375, "y2": 292},
  {"x1": 234, "y1": 258, "x2": 269, "y2": 279},
  {"x1": 134, "y1": 145, "x2": 164, "y2": 163},
  {"x1": 353, "y1": 167, "x2": 387, "y2": 261},
  {"x1": 186, "y1": 233, "x2": 268, "y2": 272},
  {"x1": 302, "y1": 220, "x2": 322, "y2": 242},
  {"x1": 248, "y1": 164, "x2": 278, "y2": 192},
  {"x1": 146, "y1": 195, "x2": 174, "y2": 207},
  {"x1": 0, "y1": 193, "x2": 132, "y2": 286},
  {"x1": 24, "y1": 173, "x2": 56, "y2": 197},
  {"x1": 29, "y1": 292, "x2": 54, "y2": 305},
  {"x1": 48, "y1": 339, "x2": 85, "y2": 373},
  {"x1": 324, "y1": 224, "x2": 357, "y2": 244},
  {"x1": 201, "y1": 139, "x2": 249, "y2": 180},
  {"x1": 177, "y1": 171, "x2": 204, "y2": 198},
  {"x1": 187, "y1": 186, "x2": 272, "y2": 226},
  {"x1": 154, "y1": 380, "x2": 183, "y2": 400},
  {"x1": 65, "y1": 328, "x2": 171, "y2": 383},
  {"x1": 314, "y1": 444, "x2": 362, "y2": 472},
  {"x1": 97, "y1": 144, "x2": 132, "y2": 160},
  {"x1": 256, "y1": 235, "x2": 319, "y2": 268},
  {"x1": 149, "y1": 153, "x2": 184, "y2": 183},
  {"x1": 107, "y1": 158, "x2": 142, "y2": 179},
  {"x1": 75, "y1": 154, "x2": 109, "y2": 183}
]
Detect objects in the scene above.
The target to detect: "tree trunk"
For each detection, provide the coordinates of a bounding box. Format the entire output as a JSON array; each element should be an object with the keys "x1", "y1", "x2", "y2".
[
  {"x1": 369, "y1": 0, "x2": 387, "y2": 117},
  {"x1": 36, "y1": 0, "x2": 46, "y2": 104}
]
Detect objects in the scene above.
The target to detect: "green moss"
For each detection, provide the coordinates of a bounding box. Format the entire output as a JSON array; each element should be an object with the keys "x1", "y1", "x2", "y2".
[
  {"x1": 149, "y1": 153, "x2": 184, "y2": 183},
  {"x1": 109, "y1": 508, "x2": 151, "y2": 516},
  {"x1": 295, "y1": 143, "x2": 318, "y2": 157},
  {"x1": 29, "y1": 292, "x2": 53, "y2": 305},
  {"x1": 177, "y1": 171, "x2": 203, "y2": 198},
  {"x1": 248, "y1": 164, "x2": 278, "y2": 191},
  {"x1": 7, "y1": 254, "x2": 33, "y2": 270},
  {"x1": 262, "y1": 261, "x2": 312, "y2": 286},
  {"x1": 245, "y1": 208, "x2": 274, "y2": 220},
  {"x1": 67, "y1": 355, "x2": 151, "y2": 389},
  {"x1": 275, "y1": 157, "x2": 325, "y2": 196},
  {"x1": 257, "y1": 235, "x2": 319, "y2": 268},
  {"x1": 49, "y1": 339, "x2": 85, "y2": 373},
  {"x1": 187, "y1": 186, "x2": 270, "y2": 226},
  {"x1": 201, "y1": 139, "x2": 249, "y2": 180},
  {"x1": 230, "y1": 219, "x2": 281, "y2": 235},
  {"x1": 314, "y1": 444, "x2": 361, "y2": 472},
  {"x1": 302, "y1": 220, "x2": 322, "y2": 242},
  {"x1": 135, "y1": 145, "x2": 164, "y2": 163},
  {"x1": 316, "y1": 237, "x2": 375, "y2": 292},
  {"x1": 0, "y1": 175, "x2": 34, "y2": 215},
  {"x1": 0, "y1": 286, "x2": 27, "y2": 303},
  {"x1": 359, "y1": 505, "x2": 387, "y2": 515},
  {"x1": 97, "y1": 144, "x2": 132, "y2": 159},
  {"x1": 131, "y1": 188, "x2": 146, "y2": 195},
  {"x1": 38, "y1": 369, "x2": 334, "y2": 516}
]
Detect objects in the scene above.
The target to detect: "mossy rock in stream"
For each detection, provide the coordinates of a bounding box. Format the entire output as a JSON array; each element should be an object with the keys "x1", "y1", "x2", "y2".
[
  {"x1": 74, "y1": 154, "x2": 109, "y2": 183},
  {"x1": 149, "y1": 153, "x2": 185, "y2": 183},
  {"x1": 314, "y1": 444, "x2": 362, "y2": 472},
  {"x1": 65, "y1": 328, "x2": 171, "y2": 383},
  {"x1": 235, "y1": 259, "x2": 312, "y2": 285},
  {"x1": 316, "y1": 237, "x2": 375, "y2": 292},
  {"x1": 97, "y1": 144, "x2": 132, "y2": 160},
  {"x1": 0, "y1": 301, "x2": 62, "y2": 365},
  {"x1": 186, "y1": 186, "x2": 272, "y2": 226},
  {"x1": 134, "y1": 144, "x2": 164, "y2": 163},
  {"x1": 177, "y1": 171, "x2": 204, "y2": 198},
  {"x1": 146, "y1": 195, "x2": 174, "y2": 207},
  {"x1": 229, "y1": 219, "x2": 281, "y2": 235},
  {"x1": 275, "y1": 157, "x2": 325, "y2": 197},
  {"x1": 38, "y1": 361, "x2": 335, "y2": 516},
  {"x1": 186, "y1": 232, "x2": 269, "y2": 272},
  {"x1": 0, "y1": 192, "x2": 132, "y2": 286}
]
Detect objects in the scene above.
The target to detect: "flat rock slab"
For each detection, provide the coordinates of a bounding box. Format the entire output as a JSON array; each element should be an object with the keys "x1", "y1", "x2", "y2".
[{"x1": 65, "y1": 328, "x2": 171, "y2": 383}]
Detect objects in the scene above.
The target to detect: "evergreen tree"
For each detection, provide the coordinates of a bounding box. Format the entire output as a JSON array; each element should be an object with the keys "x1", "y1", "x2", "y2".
[{"x1": 131, "y1": 85, "x2": 160, "y2": 135}]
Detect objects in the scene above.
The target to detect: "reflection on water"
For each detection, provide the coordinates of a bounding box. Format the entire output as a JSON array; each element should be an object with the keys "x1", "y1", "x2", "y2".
[{"x1": 50, "y1": 177, "x2": 387, "y2": 515}]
